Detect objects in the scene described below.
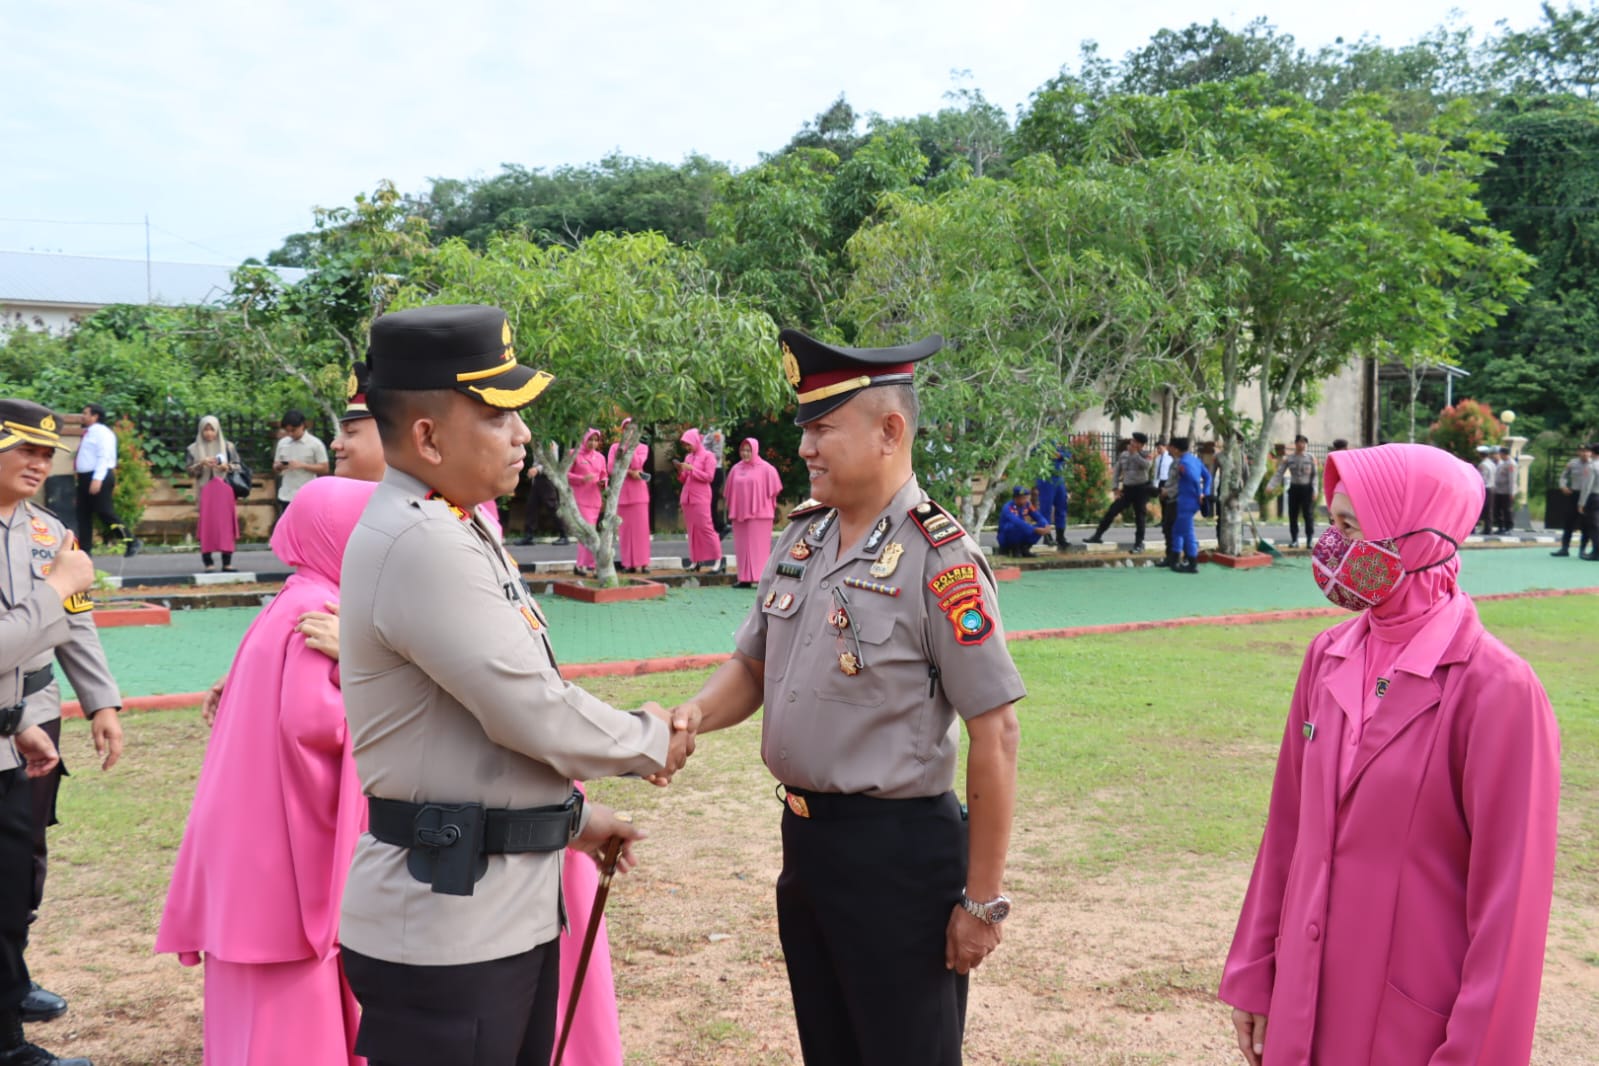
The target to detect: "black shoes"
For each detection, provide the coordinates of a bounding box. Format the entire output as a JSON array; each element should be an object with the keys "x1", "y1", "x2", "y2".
[
  {"x1": 1552, "y1": 548, "x2": 1570, "y2": 557},
  {"x1": 1171, "y1": 558, "x2": 1199, "y2": 574},
  {"x1": 1154, "y1": 553, "x2": 1175, "y2": 568},
  {"x1": 2, "y1": 1006, "x2": 89, "y2": 1065},
  {"x1": 1083, "y1": 534, "x2": 1104, "y2": 544},
  {"x1": 122, "y1": 538, "x2": 143, "y2": 558},
  {"x1": 1131, "y1": 541, "x2": 1145, "y2": 553},
  {"x1": 554, "y1": 535, "x2": 570, "y2": 546},
  {"x1": 18, "y1": 985, "x2": 65, "y2": 1025}
]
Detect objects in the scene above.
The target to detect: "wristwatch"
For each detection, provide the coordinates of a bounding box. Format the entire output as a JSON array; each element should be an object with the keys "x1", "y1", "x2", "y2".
[{"x1": 960, "y1": 892, "x2": 1011, "y2": 925}]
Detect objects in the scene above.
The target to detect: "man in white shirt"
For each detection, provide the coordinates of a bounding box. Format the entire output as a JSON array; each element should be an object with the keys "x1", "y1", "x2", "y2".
[
  {"x1": 1476, "y1": 446, "x2": 1496, "y2": 535},
  {"x1": 73, "y1": 403, "x2": 141, "y2": 557},
  {"x1": 271, "y1": 409, "x2": 329, "y2": 527}
]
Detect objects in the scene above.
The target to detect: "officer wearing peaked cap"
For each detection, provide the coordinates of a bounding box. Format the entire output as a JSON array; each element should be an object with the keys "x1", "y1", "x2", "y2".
[
  {"x1": 336, "y1": 305, "x2": 695, "y2": 1065},
  {"x1": 0, "y1": 400, "x2": 111, "y2": 1066},
  {"x1": 675, "y1": 329, "x2": 1026, "y2": 1065}
]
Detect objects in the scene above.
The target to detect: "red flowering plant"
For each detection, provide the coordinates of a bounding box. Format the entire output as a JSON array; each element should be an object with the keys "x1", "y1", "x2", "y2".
[
  {"x1": 1428, "y1": 399, "x2": 1504, "y2": 462},
  {"x1": 1064, "y1": 433, "x2": 1111, "y2": 519}
]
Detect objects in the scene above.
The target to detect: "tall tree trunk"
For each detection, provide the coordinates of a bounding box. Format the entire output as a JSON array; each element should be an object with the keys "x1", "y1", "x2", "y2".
[{"x1": 533, "y1": 425, "x2": 643, "y2": 588}]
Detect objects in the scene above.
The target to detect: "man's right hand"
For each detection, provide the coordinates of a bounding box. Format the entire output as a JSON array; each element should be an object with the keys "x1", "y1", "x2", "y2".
[
  {"x1": 1230, "y1": 1009, "x2": 1267, "y2": 1066},
  {"x1": 45, "y1": 546, "x2": 95, "y2": 601},
  {"x1": 643, "y1": 701, "x2": 700, "y2": 785},
  {"x1": 15, "y1": 725, "x2": 59, "y2": 778},
  {"x1": 573, "y1": 803, "x2": 646, "y2": 875}
]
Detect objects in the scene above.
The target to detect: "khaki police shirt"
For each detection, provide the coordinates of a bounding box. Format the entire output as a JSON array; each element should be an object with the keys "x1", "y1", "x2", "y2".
[
  {"x1": 734, "y1": 476, "x2": 1026, "y2": 800},
  {"x1": 1279, "y1": 452, "x2": 1316, "y2": 488},
  {"x1": 0, "y1": 503, "x2": 121, "y2": 773},
  {"x1": 339, "y1": 468, "x2": 670, "y2": 966},
  {"x1": 1113, "y1": 451, "x2": 1152, "y2": 489}
]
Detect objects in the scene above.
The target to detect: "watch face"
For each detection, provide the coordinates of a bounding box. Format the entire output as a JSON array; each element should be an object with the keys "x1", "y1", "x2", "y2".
[{"x1": 987, "y1": 898, "x2": 1011, "y2": 923}]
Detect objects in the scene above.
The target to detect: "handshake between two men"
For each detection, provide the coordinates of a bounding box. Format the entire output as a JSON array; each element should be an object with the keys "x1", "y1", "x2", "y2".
[{"x1": 571, "y1": 698, "x2": 703, "y2": 872}]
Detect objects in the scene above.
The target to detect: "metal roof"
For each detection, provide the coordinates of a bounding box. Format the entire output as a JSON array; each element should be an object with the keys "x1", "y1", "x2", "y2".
[{"x1": 0, "y1": 250, "x2": 306, "y2": 309}]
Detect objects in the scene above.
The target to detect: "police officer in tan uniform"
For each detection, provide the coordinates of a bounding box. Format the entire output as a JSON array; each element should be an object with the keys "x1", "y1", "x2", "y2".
[
  {"x1": 676, "y1": 331, "x2": 1025, "y2": 1066},
  {"x1": 338, "y1": 306, "x2": 692, "y2": 1066},
  {"x1": 0, "y1": 401, "x2": 106, "y2": 1066}
]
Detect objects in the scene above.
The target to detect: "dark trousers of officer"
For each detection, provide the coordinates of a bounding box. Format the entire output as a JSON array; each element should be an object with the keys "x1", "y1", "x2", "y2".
[
  {"x1": 26, "y1": 718, "x2": 61, "y2": 914},
  {"x1": 1559, "y1": 496, "x2": 1590, "y2": 553},
  {"x1": 0, "y1": 769, "x2": 35, "y2": 1013},
  {"x1": 777, "y1": 790, "x2": 968, "y2": 1066},
  {"x1": 74, "y1": 471, "x2": 129, "y2": 551},
  {"x1": 1493, "y1": 492, "x2": 1514, "y2": 531},
  {"x1": 1093, "y1": 484, "x2": 1150, "y2": 542},
  {"x1": 343, "y1": 941, "x2": 559, "y2": 1066},
  {"x1": 1479, "y1": 494, "x2": 1493, "y2": 535},
  {"x1": 1585, "y1": 498, "x2": 1599, "y2": 558},
  {"x1": 1286, "y1": 483, "x2": 1315, "y2": 544},
  {"x1": 522, "y1": 473, "x2": 565, "y2": 538},
  {"x1": 1159, "y1": 494, "x2": 1175, "y2": 549}
]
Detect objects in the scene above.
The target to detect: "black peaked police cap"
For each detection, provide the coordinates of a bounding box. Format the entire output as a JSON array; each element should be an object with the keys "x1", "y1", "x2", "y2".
[
  {"x1": 367, "y1": 305, "x2": 554, "y2": 411},
  {"x1": 0, "y1": 399, "x2": 67, "y2": 452},
  {"x1": 779, "y1": 329, "x2": 943, "y2": 425}
]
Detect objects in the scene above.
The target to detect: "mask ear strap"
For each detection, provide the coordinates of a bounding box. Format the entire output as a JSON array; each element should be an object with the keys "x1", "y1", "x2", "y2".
[{"x1": 1396, "y1": 527, "x2": 1460, "y2": 574}]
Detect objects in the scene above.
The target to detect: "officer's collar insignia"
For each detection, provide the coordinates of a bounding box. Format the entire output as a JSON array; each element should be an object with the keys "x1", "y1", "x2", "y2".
[
  {"x1": 868, "y1": 542, "x2": 903, "y2": 579},
  {"x1": 862, "y1": 516, "x2": 891, "y2": 556},
  {"x1": 808, "y1": 509, "x2": 838, "y2": 542},
  {"x1": 424, "y1": 490, "x2": 471, "y2": 523}
]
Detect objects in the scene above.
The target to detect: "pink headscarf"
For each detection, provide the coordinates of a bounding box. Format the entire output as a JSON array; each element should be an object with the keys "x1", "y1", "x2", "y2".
[
  {"x1": 579, "y1": 428, "x2": 601, "y2": 451},
  {"x1": 157, "y1": 476, "x2": 378, "y2": 966},
  {"x1": 1323, "y1": 443, "x2": 1484, "y2": 627},
  {"x1": 726, "y1": 437, "x2": 783, "y2": 521},
  {"x1": 681, "y1": 427, "x2": 703, "y2": 452}
]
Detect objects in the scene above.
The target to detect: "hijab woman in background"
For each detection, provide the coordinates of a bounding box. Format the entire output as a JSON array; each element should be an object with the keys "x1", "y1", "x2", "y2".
[
  {"x1": 675, "y1": 427, "x2": 723, "y2": 573},
  {"x1": 607, "y1": 419, "x2": 652, "y2": 574},
  {"x1": 1220, "y1": 443, "x2": 1560, "y2": 1066},
  {"x1": 567, "y1": 428, "x2": 608, "y2": 577},
  {"x1": 157, "y1": 476, "x2": 379, "y2": 1065},
  {"x1": 724, "y1": 437, "x2": 782, "y2": 588},
  {"x1": 186, "y1": 415, "x2": 241, "y2": 572}
]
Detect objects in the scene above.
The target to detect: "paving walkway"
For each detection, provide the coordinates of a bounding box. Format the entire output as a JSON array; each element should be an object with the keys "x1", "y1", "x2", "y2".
[{"x1": 64, "y1": 547, "x2": 1598, "y2": 702}]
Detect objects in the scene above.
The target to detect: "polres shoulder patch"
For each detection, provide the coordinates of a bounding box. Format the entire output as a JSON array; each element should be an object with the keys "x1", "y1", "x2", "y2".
[{"x1": 908, "y1": 500, "x2": 965, "y2": 548}]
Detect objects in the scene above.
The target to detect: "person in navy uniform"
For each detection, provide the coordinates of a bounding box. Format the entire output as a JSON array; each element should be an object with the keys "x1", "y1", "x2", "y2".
[
  {"x1": 1034, "y1": 442, "x2": 1069, "y2": 549},
  {"x1": 997, "y1": 485, "x2": 1048, "y2": 557},
  {"x1": 674, "y1": 330, "x2": 1025, "y2": 1066}
]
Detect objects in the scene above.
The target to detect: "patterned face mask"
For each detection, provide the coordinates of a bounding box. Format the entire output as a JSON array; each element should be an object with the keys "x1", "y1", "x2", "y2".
[{"x1": 1311, "y1": 526, "x2": 1460, "y2": 612}]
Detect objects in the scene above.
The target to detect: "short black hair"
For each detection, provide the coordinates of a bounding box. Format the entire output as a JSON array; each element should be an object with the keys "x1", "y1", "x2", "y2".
[
  {"x1": 367, "y1": 386, "x2": 457, "y2": 448},
  {"x1": 1498, "y1": 446, "x2": 1511, "y2": 454},
  {"x1": 1131, "y1": 432, "x2": 1148, "y2": 445},
  {"x1": 1170, "y1": 436, "x2": 1190, "y2": 452},
  {"x1": 84, "y1": 402, "x2": 107, "y2": 421},
  {"x1": 1330, "y1": 438, "x2": 1348, "y2": 451},
  {"x1": 281, "y1": 409, "x2": 307, "y2": 429},
  {"x1": 1294, "y1": 434, "x2": 1308, "y2": 444}
]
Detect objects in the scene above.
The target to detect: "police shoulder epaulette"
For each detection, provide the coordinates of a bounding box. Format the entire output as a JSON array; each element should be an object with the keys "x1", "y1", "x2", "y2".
[
  {"x1": 787, "y1": 499, "x2": 828, "y2": 522},
  {"x1": 24, "y1": 501, "x2": 61, "y2": 523},
  {"x1": 908, "y1": 500, "x2": 966, "y2": 548}
]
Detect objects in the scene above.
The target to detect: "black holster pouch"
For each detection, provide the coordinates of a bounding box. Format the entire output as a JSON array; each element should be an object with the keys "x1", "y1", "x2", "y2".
[
  {"x1": 1, "y1": 666, "x2": 56, "y2": 736},
  {"x1": 406, "y1": 803, "x2": 488, "y2": 897}
]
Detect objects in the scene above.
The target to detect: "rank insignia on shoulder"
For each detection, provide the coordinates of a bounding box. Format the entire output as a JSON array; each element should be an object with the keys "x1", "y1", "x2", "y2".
[
  {"x1": 787, "y1": 499, "x2": 827, "y2": 521},
  {"x1": 909, "y1": 500, "x2": 965, "y2": 548}
]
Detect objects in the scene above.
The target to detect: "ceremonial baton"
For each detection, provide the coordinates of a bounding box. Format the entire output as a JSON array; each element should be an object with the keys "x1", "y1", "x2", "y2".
[{"x1": 553, "y1": 831, "x2": 626, "y2": 1066}]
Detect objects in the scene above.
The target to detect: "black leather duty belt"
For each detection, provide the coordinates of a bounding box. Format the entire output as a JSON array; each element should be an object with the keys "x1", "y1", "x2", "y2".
[
  {"x1": 367, "y1": 791, "x2": 584, "y2": 897},
  {"x1": 776, "y1": 783, "x2": 952, "y2": 820},
  {"x1": 0, "y1": 666, "x2": 56, "y2": 735}
]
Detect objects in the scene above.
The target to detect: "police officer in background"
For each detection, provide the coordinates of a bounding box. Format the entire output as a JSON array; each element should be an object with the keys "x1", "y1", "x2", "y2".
[
  {"x1": 0, "y1": 401, "x2": 108, "y2": 1066},
  {"x1": 1277, "y1": 434, "x2": 1318, "y2": 548},
  {"x1": 1084, "y1": 432, "x2": 1153, "y2": 552},
  {"x1": 675, "y1": 330, "x2": 1024, "y2": 1066},
  {"x1": 337, "y1": 306, "x2": 694, "y2": 1065}
]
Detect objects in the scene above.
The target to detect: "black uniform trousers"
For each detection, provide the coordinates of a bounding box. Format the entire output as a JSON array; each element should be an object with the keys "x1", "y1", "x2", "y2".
[
  {"x1": 1092, "y1": 484, "x2": 1151, "y2": 542},
  {"x1": 27, "y1": 718, "x2": 61, "y2": 914},
  {"x1": 1585, "y1": 497, "x2": 1599, "y2": 557},
  {"x1": 343, "y1": 940, "x2": 559, "y2": 1066},
  {"x1": 777, "y1": 789, "x2": 968, "y2": 1066},
  {"x1": 74, "y1": 471, "x2": 130, "y2": 551},
  {"x1": 1560, "y1": 495, "x2": 1590, "y2": 553},
  {"x1": 1159, "y1": 494, "x2": 1175, "y2": 549},
  {"x1": 0, "y1": 768, "x2": 35, "y2": 1012},
  {"x1": 522, "y1": 472, "x2": 565, "y2": 538},
  {"x1": 1492, "y1": 492, "x2": 1514, "y2": 532},
  {"x1": 1286, "y1": 483, "x2": 1316, "y2": 544}
]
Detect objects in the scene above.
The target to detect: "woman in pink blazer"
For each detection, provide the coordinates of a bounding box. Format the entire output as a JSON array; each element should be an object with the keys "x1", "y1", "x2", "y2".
[
  {"x1": 567, "y1": 428, "x2": 608, "y2": 576},
  {"x1": 675, "y1": 427, "x2": 722, "y2": 572},
  {"x1": 607, "y1": 419, "x2": 652, "y2": 574},
  {"x1": 1220, "y1": 443, "x2": 1560, "y2": 1066},
  {"x1": 724, "y1": 437, "x2": 782, "y2": 588}
]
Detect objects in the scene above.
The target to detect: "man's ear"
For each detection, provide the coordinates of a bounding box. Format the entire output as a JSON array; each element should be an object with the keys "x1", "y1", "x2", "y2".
[
  {"x1": 881, "y1": 410, "x2": 908, "y2": 455},
  {"x1": 411, "y1": 416, "x2": 444, "y2": 467}
]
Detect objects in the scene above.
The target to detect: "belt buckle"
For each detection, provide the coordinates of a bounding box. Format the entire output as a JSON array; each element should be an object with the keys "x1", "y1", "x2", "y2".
[{"x1": 785, "y1": 791, "x2": 811, "y2": 819}]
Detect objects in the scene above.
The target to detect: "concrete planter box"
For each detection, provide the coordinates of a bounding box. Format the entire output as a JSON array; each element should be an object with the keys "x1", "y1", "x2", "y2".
[
  {"x1": 94, "y1": 601, "x2": 172, "y2": 627},
  {"x1": 551, "y1": 577, "x2": 668, "y2": 604},
  {"x1": 1199, "y1": 551, "x2": 1272, "y2": 569}
]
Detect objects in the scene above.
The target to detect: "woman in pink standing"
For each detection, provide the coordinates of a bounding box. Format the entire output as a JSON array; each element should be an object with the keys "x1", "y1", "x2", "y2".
[
  {"x1": 724, "y1": 437, "x2": 782, "y2": 589},
  {"x1": 186, "y1": 415, "x2": 241, "y2": 573},
  {"x1": 1220, "y1": 443, "x2": 1560, "y2": 1066},
  {"x1": 567, "y1": 428, "x2": 608, "y2": 577},
  {"x1": 607, "y1": 419, "x2": 652, "y2": 574},
  {"x1": 157, "y1": 475, "x2": 380, "y2": 1065},
  {"x1": 675, "y1": 427, "x2": 722, "y2": 573}
]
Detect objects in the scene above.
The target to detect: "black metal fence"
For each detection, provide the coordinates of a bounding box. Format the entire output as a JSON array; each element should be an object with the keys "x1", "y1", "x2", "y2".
[{"x1": 132, "y1": 411, "x2": 297, "y2": 479}]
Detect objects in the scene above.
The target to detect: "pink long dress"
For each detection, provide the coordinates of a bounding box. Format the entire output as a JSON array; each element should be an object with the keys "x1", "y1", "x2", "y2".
[
  {"x1": 568, "y1": 430, "x2": 607, "y2": 570},
  {"x1": 608, "y1": 440, "x2": 651, "y2": 570},
  {"x1": 725, "y1": 438, "x2": 782, "y2": 583},
  {"x1": 1220, "y1": 445, "x2": 1559, "y2": 1066},
  {"x1": 677, "y1": 428, "x2": 720, "y2": 565},
  {"x1": 156, "y1": 477, "x2": 380, "y2": 1066}
]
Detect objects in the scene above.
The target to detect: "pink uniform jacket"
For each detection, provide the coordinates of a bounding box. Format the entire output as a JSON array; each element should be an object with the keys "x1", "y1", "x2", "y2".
[
  {"x1": 568, "y1": 430, "x2": 608, "y2": 513},
  {"x1": 1220, "y1": 595, "x2": 1560, "y2": 1066}
]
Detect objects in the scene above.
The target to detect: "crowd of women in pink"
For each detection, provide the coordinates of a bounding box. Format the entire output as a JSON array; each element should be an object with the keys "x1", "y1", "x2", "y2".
[{"x1": 723, "y1": 437, "x2": 783, "y2": 587}]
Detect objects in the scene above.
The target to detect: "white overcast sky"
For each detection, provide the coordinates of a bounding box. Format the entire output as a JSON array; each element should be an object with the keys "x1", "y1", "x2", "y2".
[{"x1": 0, "y1": 0, "x2": 1557, "y2": 265}]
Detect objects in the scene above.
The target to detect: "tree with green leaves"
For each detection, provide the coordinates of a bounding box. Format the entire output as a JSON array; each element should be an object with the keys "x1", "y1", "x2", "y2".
[{"x1": 400, "y1": 231, "x2": 783, "y2": 584}]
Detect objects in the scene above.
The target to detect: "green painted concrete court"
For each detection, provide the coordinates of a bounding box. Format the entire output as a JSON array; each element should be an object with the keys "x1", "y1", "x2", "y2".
[{"x1": 65, "y1": 549, "x2": 1599, "y2": 700}]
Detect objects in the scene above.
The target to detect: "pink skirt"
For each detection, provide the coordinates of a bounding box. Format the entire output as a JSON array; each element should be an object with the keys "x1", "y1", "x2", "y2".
[
  {"x1": 198, "y1": 476, "x2": 238, "y2": 554},
  {"x1": 616, "y1": 501, "x2": 650, "y2": 569},
  {"x1": 201, "y1": 953, "x2": 362, "y2": 1066},
  {"x1": 576, "y1": 501, "x2": 602, "y2": 570},
  {"x1": 682, "y1": 498, "x2": 720, "y2": 565},
  {"x1": 732, "y1": 518, "x2": 773, "y2": 582}
]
